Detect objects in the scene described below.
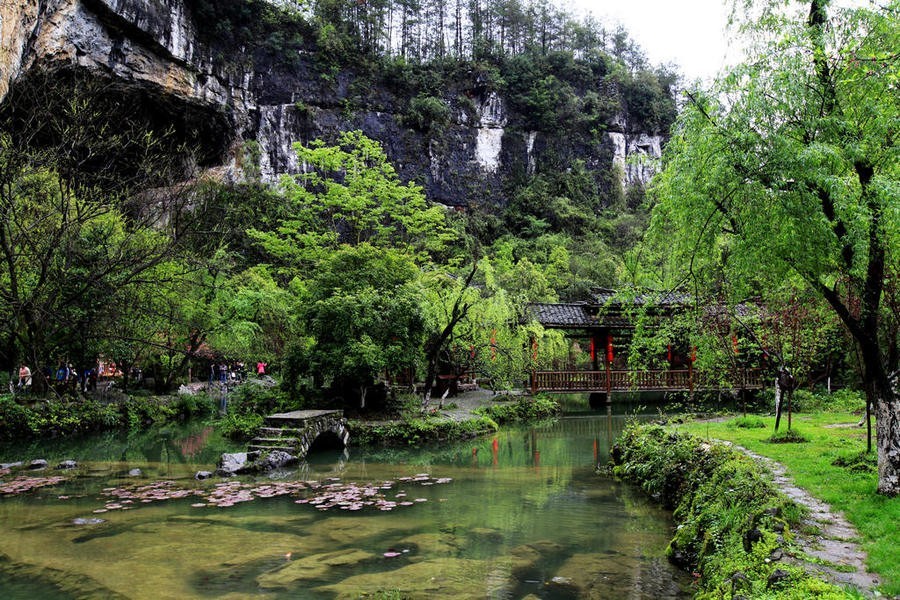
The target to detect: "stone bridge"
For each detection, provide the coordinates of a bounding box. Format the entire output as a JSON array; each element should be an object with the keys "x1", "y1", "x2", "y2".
[{"x1": 248, "y1": 410, "x2": 349, "y2": 458}]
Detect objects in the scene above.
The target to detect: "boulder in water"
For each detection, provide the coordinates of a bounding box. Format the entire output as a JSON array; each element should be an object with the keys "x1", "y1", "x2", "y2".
[
  {"x1": 216, "y1": 452, "x2": 249, "y2": 476},
  {"x1": 253, "y1": 450, "x2": 297, "y2": 472}
]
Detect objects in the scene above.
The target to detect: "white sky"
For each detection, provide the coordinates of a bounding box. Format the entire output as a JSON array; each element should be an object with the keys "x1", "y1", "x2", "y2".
[{"x1": 570, "y1": 0, "x2": 738, "y2": 83}]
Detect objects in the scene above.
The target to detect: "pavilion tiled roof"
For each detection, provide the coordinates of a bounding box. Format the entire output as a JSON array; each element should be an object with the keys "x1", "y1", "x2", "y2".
[
  {"x1": 529, "y1": 303, "x2": 595, "y2": 327},
  {"x1": 526, "y1": 303, "x2": 638, "y2": 329}
]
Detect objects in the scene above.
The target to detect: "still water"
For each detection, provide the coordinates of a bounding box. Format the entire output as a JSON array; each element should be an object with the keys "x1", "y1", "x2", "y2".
[{"x1": 0, "y1": 406, "x2": 690, "y2": 599}]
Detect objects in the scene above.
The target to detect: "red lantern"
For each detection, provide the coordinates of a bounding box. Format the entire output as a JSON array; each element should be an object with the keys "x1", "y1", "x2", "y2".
[
  {"x1": 606, "y1": 334, "x2": 614, "y2": 364},
  {"x1": 667, "y1": 344, "x2": 672, "y2": 363},
  {"x1": 691, "y1": 346, "x2": 697, "y2": 363},
  {"x1": 531, "y1": 338, "x2": 539, "y2": 362},
  {"x1": 589, "y1": 337, "x2": 595, "y2": 361},
  {"x1": 732, "y1": 334, "x2": 739, "y2": 355}
]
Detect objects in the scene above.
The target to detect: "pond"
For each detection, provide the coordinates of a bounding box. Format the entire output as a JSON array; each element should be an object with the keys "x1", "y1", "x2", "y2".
[{"x1": 0, "y1": 404, "x2": 691, "y2": 598}]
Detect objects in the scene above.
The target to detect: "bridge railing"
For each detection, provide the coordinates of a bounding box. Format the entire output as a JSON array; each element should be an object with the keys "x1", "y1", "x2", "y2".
[{"x1": 531, "y1": 368, "x2": 767, "y2": 394}]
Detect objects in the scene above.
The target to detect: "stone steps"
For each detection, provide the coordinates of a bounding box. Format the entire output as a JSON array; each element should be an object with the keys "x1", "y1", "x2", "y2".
[
  {"x1": 247, "y1": 436, "x2": 299, "y2": 454},
  {"x1": 247, "y1": 444, "x2": 297, "y2": 454},
  {"x1": 256, "y1": 427, "x2": 305, "y2": 438}
]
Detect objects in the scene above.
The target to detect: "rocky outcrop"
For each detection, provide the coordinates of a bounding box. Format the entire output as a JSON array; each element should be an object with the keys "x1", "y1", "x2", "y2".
[
  {"x1": 0, "y1": 0, "x2": 664, "y2": 207},
  {"x1": 608, "y1": 131, "x2": 664, "y2": 188},
  {"x1": 1, "y1": 0, "x2": 249, "y2": 113}
]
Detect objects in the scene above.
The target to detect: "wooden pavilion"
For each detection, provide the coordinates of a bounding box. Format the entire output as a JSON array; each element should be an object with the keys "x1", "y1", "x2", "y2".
[{"x1": 526, "y1": 289, "x2": 766, "y2": 400}]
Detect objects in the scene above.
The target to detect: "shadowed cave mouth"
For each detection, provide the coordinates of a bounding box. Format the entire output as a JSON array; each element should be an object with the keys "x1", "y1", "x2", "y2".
[
  {"x1": 0, "y1": 67, "x2": 233, "y2": 188},
  {"x1": 307, "y1": 431, "x2": 346, "y2": 454}
]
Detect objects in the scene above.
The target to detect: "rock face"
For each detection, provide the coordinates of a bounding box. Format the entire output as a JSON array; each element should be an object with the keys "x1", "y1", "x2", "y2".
[{"x1": 0, "y1": 0, "x2": 664, "y2": 206}]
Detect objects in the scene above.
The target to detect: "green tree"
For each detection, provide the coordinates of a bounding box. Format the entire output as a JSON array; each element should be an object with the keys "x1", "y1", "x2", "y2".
[
  {"x1": 249, "y1": 130, "x2": 458, "y2": 278},
  {"x1": 300, "y1": 244, "x2": 428, "y2": 408},
  {"x1": 0, "y1": 144, "x2": 175, "y2": 389},
  {"x1": 644, "y1": 0, "x2": 899, "y2": 494}
]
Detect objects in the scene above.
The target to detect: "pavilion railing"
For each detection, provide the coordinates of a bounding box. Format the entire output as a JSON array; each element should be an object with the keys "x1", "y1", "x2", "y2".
[{"x1": 530, "y1": 368, "x2": 767, "y2": 394}]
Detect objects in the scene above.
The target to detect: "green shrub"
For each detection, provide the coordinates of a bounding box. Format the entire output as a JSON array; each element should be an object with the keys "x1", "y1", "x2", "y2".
[
  {"x1": 172, "y1": 392, "x2": 217, "y2": 419},
  {"x1": 228, "y1": 383, "x2": 292, "y2": 417},
  {"x1": 219, "y1": 412, "x2": 265, "y2": 441},
  {"x1": 784, "y1": 388, "x2": 866, "y2": 413},
  {"x1": 403, "y1": 95, "x2": 450, "y2": 131},
  {"x1": 831, "y1": 451, "x2": 877, "y2": 474},
  {"x1": 123, "y1": 396, "x2": 176, "y2": 428},
  {"x1": 728, "y1": 415, "x2": 767, "y2": 429},
  {"x1": 474, "y1": 394, "x2": 560, "y2": 424},
  {"x1": 0, "y1": 394, "x2": 29, "y2": 440},
  {"x1": 350, "y1": 415, "x2": 498, "y2": 446},
  {"x1": 767, "y1": 428, "x2": 809, "y2": 443},
  {"x1": 17, "y1": 397, "x2": 121, "y2": 437}
]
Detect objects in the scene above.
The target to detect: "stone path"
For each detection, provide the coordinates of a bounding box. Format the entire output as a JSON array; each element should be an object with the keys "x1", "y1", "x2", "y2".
[
  {"x1": 730, "y1": 444, "x2": 883, "y2": 597},
  {"x1": 432, "y1": 388, "x2": 521, "y2": 422}
]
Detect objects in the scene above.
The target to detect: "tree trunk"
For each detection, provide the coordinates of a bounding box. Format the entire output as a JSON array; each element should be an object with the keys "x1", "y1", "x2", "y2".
[
  {"x1": 773, "y1": 375, "x2": 783, "y2": 432},
  {"x1": 872, "y1": 374, "x2": 899, "y2": 496},
  {"x1": 874, "y1": 391, "x2": 900, "y2": 495}
]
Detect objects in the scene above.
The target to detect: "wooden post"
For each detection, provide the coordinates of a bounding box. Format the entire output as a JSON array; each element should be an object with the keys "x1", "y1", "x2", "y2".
[
  {"x1": 605, "y1": 360, "x2": 612, "y2": 395},
  {"x1": 688, "y1": 360, "x2": 694, "y2": 393}
]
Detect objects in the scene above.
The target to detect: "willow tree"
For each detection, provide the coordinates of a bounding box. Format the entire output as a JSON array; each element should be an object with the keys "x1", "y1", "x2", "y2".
[{"x1": 645, "y1": 0, "x2": 899, "y2": 494}]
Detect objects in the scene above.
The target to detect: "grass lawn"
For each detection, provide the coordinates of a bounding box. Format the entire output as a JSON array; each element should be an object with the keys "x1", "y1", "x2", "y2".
[{"x1": 673, "y1": 412, "x2": 899, "y2": 596}]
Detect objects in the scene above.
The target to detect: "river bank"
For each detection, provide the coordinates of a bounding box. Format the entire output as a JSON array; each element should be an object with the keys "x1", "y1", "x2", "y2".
[
  {"x1": 613, "y1": 417, "x2": 898, "y2": 599},
  {"x1": 674, "y1": 413, "x2": 899, "y2": 598}
]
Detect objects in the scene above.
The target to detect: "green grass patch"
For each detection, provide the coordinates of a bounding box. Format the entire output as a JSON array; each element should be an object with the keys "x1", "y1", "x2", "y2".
[
  {"x1": 675, "y1": 412, "x2": 900, "y2": 596},
  {"x1": 728, "y1": 415, "x2": 767, "y2": 429}
]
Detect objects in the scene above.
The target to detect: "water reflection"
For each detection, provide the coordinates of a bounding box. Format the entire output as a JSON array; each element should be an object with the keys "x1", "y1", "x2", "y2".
[{"x1": 0, "y1": 407, "x2": 690, "y2": 598}]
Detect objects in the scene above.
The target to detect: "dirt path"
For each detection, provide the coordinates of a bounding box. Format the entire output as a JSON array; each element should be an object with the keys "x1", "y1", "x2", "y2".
[{"x1": 729, "y1": 443, "x2": 882, "y2": 596}]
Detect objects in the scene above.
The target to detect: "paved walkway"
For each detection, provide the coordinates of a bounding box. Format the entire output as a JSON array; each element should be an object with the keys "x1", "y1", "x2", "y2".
[
  {"x1": 428, "y1": 388, "x2": 522, "y2": 422},
  {"x1": 729, "y1": 443, "x2": 882, "y2": 596}
]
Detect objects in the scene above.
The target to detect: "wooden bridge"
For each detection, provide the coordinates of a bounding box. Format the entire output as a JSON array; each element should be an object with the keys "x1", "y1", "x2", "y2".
[{"x1": 530, "y1": 368, "x2": 767, "y2": 394}]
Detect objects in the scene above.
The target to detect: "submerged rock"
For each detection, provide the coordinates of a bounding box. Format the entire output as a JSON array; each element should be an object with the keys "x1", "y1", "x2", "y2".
[
  {"x1": 394, "y1": 532, "x2": 464, "y2": 558},
  {"x1": 257, "y1": 549, "x2": 377, "y2": 588},
  {"x1": 57, "y1": 459, "x2": 78, "y2": 470},
  {"x1": 28, "y1": 459, "x2": 49, "y2": 470},
  {"x1": 72, "y1": 517, "x2": 106, "y2": 525},
  {"x1": 127, "y1": 468, "x2": 143, "y2": 477},
  {"x1": 549, "y1": 551, "x2": 685, "y2": 599},
  {"x1": 313, "y1": 557, "x2": 491, "y2": 599},
  {"x1": 194, "y1": 471, "x2": 213, "y2": 480}
]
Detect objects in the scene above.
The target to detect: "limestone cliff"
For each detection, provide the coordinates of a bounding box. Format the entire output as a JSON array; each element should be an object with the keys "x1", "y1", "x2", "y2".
[{"x1": 0, "y1": 0, "x2": 666, "y2": 206}]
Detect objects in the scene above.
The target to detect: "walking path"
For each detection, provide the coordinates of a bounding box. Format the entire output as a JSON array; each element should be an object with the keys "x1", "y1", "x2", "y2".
[
  {"x1": 432, "y1": 388, "x2": 521, "y2": 422},
  {"x1": 731, "y1": 444, "x2": 882, "y2": 596}
]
